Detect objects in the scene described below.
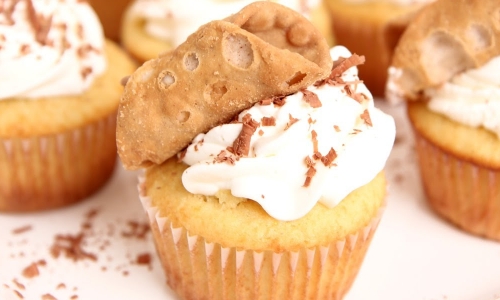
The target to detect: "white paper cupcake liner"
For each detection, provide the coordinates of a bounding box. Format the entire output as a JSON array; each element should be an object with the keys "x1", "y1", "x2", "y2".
[
  {"x1": 0, "y1": 112, "x2": 117, "y2": 212},
  {"x1": 415, "y1": 132, "x2": 500, "y2": 240},
  {"x1": 138, "y1": 176, "x2": 384, "y2": 299}
]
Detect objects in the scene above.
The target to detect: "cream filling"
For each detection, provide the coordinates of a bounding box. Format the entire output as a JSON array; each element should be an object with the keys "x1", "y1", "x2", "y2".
[
  {"x1": 180, "y1": 46, "x2": 396, "y2": 221},
  {"x1": 0, "y1": 0, "x2": 106, "y2": 99},
  {"x1": 426, "y1": 56, "x2": 500, "y2": 138}
]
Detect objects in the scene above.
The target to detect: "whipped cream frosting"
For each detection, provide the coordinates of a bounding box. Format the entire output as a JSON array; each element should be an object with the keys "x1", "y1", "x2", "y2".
[
  {"x1": 0, "y1": 0, "x2": 106, "y2": 99},
  {"x1": 341, "y1": 0, "x2": 434, "y2": 5},
  {"x1": 127, "y1": 0, "x2": 321, "y2": 46},
  {"x1": 180, "y1": 46, "x2": 395, "y2": 221},
  {"x1": 426, "y1": 56, "x2": 500, "y2": 138}
]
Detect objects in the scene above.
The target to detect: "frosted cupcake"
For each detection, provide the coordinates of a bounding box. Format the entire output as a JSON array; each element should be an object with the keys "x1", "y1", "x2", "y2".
[
  {"x1": 387, "y1": 0, "x2": 500, "y2": 239},
  {"x1": 120, "y1": 0, "x2": 333, "y2": 63},
  {"x1": 0, "y1": 0, "x2": 136, "y2": 211},
  {"x1": 118, "y1": 3, "x2": 395, "y2": 298},
  {"x1": 325, "y1": 0, "x2": 435, "y2": 97}
]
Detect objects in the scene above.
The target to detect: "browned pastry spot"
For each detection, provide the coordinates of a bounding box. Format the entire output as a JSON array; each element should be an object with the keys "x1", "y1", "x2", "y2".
[{"x1": 117, "y1": 2, "x2": 332, "y2": 169}]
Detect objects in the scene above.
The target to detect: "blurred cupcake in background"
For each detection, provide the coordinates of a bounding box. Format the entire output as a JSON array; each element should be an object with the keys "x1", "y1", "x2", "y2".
[
  {"x1": 120, "y1": 0, "x2": 334, "y2": 63},
  {"x1": 0, "y1": 0, "x2": 136, "y2": 212},
  {"x1": 325, "y1": 0, "x2": 435, "y2": 97},
  {"x1": 89, "y1": 0, "x2": 132, "y2": 42},
  {"x1": 387, "y1": 0, "x2": 500, "y2": 240}
]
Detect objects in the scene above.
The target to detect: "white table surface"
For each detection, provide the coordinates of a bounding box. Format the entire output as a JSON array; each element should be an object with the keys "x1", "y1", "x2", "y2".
[{"x1": 1, "y1": 101, "x2": 499, "y2": 300}]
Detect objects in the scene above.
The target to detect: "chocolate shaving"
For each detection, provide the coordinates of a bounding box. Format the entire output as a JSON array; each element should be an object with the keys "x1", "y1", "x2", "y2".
[
  {"x1": 12, "y1": 225, "x2": 32, "y2": 235},
  {"x1": 273, "y1": 96, "x2": 287, "y2": 107},
  {"x1": 12, "y1": 279, "x2": 25, "y2": 290},
  {"x1": 301, "y1": 89, "x2": 322, "y2": 108},
  {"x1": 344, "y1": 84, "x2": 353, "y2": 97},
  {"x1": 352, "y1": 92, "x2": 369, "y2": 103},
  {"x1": 121, "y1": 221, "x2": 150, "y2": 239},
  {"x1": 259, "y1": 98, "x2": 273, "y2": 106},
  {"x1": 321, "y1": 148, "x2": 337, "y2": 167},
  {"x1": 22, "y1": 263, "x2": 39, "y2": 278},
  {"x1": 304, "y1": 156, "x2": 315, "y2": 168},
  {"x1": 312, "y1": 151, "x2": 322, "y2": 160},
  {"x1": 261, "y1": 117, "x2": 276, "y2": 126},
  {"x1": 258, "y1": 129, "x2": 264, "y2": 136},
  {"x1": 25, "y1": 0, "x2": 53, "y2": 45},
  {"x1": 331, "y1": 55, "x2": 366, "y2": 78},
  {"x1": 315, "y1": 54, "x2": 366, "y2": 86},
  {"x1": 213, "y1": 150, "x2": 235, "y2": 165},
  {"x1": 285, "y1": 114, "x2": 299, "y2": 130},
  {"x1": 232, "y1": 114, "x2": 258, "y2": 156},
  {"x1": 2, "y1": 0, "x2": 21, "y2": 26},
  {"x1": 41, "y1": 294, "x2": 57, "y2": 300},
  {"x1": 311, "y1": 130, "x2": 318, "y2": 153},
  {"x1": 13, "y1": 290, "x2": 23, "y2": 299},
  {"x1": 334, "y1": 125, "x2": 341, "y2": 132},
  {"x1": 77, "y1": 44, "x2": 98, "y2": 58},
  {"x1": 136, "y1": 253, "x2": 151, "y2": 266},
  {"x1": 360, "y1": 109, "x2": 373, "y2": 126},
  {"x1": 50, "y1": 233, "x2": 97, "y2": 262},
  {"x1": 303, "y1": 166, "x2": 317, "y2": 187},
  {"x1": 19, "y1": 44, "x2": 30, "y2": 55},
  {"x1": 81, "y1": 67, "x2": 92, "y2": 79}
]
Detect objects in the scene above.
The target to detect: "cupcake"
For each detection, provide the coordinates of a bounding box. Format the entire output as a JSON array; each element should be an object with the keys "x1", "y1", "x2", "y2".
[
  {"x1": 118, "y1": 2, "x2": 395, "y2": 299},
  {"x1": 325, "y1": 0, "x2": 435, "y2": 97},
  {"x1": 120, "y1": 0, "x2": 334, "y2": 63},
  {"x1": 88, "y1": 0, "x2": 132, "y2": 42},
  {"x1": 386, "y1": 0, "x2": 500, "y2": 239},
  {"x1": 0, "y1": 0, "x2": 137, "y2": 212}
]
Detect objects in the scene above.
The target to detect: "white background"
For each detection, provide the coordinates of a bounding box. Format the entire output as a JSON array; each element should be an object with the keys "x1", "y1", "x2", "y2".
[{"x1": 1, "y1": 102, "x2": 499, "y2": 300}]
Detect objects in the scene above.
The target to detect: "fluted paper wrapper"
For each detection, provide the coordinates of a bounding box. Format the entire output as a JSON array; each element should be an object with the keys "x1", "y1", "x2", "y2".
[
  {"x1": 139, "y1": 178, "x2": 384, "y2": 300},
  {"x1": 414, "y1": 132, "x2": 500, "y2": 241},
  {"x1": 0, "y1": 113, "x2": 118, "y2": 212}
]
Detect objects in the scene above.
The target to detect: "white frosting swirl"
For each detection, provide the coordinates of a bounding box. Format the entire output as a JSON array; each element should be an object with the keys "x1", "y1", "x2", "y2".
[
  {"x1": 0, "y1": 0, "x2": 106, "y2": 99},
  {"x1": 127, "y1": 0, "x2": 321, "y2": 46},
  {"x1": 181, "y1": 46, "x2": 395, "y2": 221},
  {"x1": 426, "y1": 56, "x2": 500, "y2": 138},
  {"x1": 341, "y1": 0, "x2": 434, "y2": 5}
]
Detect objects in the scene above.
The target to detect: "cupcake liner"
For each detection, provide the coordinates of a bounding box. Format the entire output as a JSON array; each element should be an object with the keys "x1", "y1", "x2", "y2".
[
  {"x1": 139, "y1": 177, "x2": 384, "y2": 300},
  {"x1": 414, "y1": 132, "x2": 500, "y2": 240},
  {"x1": 0, "y1": 112, "x2": 118, "y2": 212}
]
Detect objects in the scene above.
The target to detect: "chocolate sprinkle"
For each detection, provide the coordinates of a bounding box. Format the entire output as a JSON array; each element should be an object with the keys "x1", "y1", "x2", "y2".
[
  {"x1": 22, "y1": 262, "x2": 39, "y2": 278},
  {"x1": 12, "y1": 225, "x2": 32, "y2": 235},
  {"x1": 232, "y1": 114, "x2": 259, "y2": 156},
  {"x1": 360, "y1": 109, "x2": 373, "y2": 126},
  {"x1": 321, "y1": 148, "x2": 337, "y2": 167},
  {"x1": 302, "y1": 89, "x2": 322, "y2": 108},
  {"x1": 261, "y1": 117, "x2": 276, "y2": 126}
]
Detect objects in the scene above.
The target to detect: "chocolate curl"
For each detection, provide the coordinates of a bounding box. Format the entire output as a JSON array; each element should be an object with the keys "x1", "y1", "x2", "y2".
[
  {"x1": 321, "y1": 148, "x2": 338, "y2": 167},
  {"x1": 316, "y1": 54, "x2": 366, "y2": 86},
  {"x1": 360, "y1": 109, "x2": 373, "y2": 127},
  {"x1": 302, "y1": 89, "x2": 322, "y2": 108},
  {"x1": 232, "y1": 114, "x2": 259, "y2": 156}
]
